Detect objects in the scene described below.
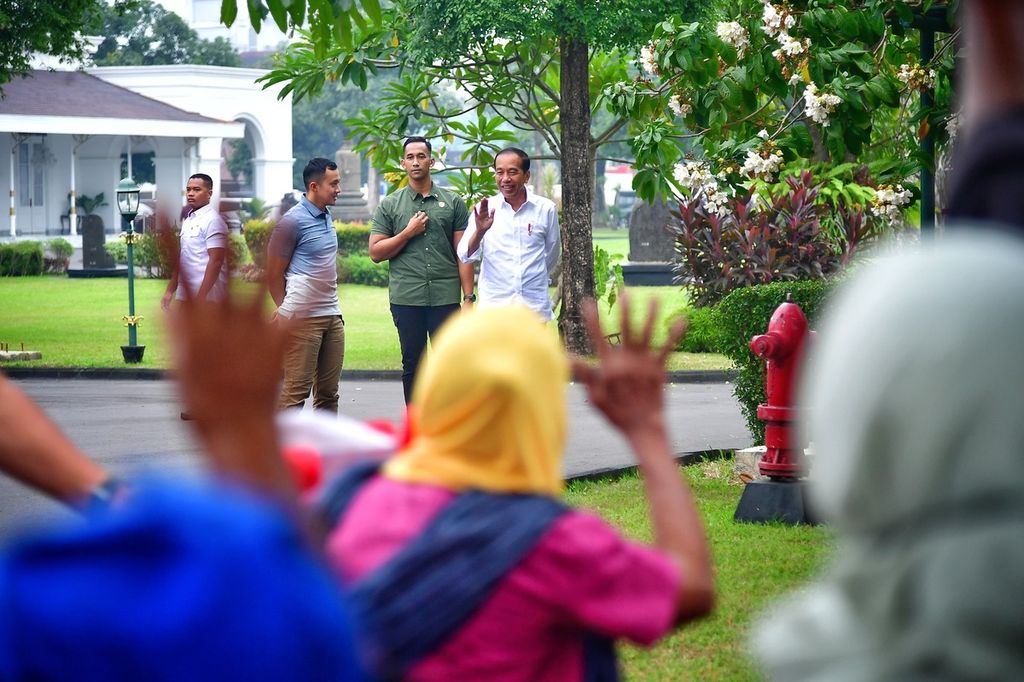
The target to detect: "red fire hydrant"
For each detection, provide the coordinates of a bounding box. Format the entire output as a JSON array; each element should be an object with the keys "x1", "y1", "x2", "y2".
[{"x1": 749, "y1": 295, "x2": 810, "y2": 480}]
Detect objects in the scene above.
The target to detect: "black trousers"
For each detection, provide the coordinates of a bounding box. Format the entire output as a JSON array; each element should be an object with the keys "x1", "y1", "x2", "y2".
[{"x1": 390, "y1": 303, "x2": 460, "y2": 403}]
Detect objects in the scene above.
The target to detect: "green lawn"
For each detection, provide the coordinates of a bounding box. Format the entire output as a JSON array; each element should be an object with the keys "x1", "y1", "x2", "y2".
[
  {"x1": 0, "y1": 276, "x2": 731, "y2": 371},
  {"x1": 566, "y1": 459, "x2": 834, "y2": 680},
  {"x1": 593, "y1": 226, "x2": 630, "y2": 260}
]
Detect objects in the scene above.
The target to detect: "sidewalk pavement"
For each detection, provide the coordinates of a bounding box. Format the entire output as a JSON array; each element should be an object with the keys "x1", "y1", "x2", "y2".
[{"x1": 1, "y1": 375, "x2": 750, "y2": 537}]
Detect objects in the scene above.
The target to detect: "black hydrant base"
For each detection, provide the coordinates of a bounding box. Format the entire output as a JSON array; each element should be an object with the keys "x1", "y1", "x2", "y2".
[{"x1": 733, "y1": 479, "x2": 818, "y2": 525}]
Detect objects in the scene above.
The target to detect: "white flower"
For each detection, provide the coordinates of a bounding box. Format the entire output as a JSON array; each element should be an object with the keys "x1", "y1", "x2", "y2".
[
  {"x1": 803, "y1": 82, "x2": 842, "y2": 126},
  {"x1": 772, "y1": 31, "x2": 808, "y2": 58},
  {"x1": 757, "y1": 129, "x2": 770, "y2": 140},
  {"x1": 716, "y1": 21, "x2": 749, "y2": 55},
  {"x1": 897, "y1": 62, "x2": 935, "y2": 89},
  {"x1": 871, "y1": 183, "x2": 913, "y2": 222},
  {"x1": 740, "y1": 148, "x2": 784, "y2": 180},
  {"x1": 675, "y1": 160, "x2": 733, "y2": 217},
  {"x1": 762, "y1": 2, "x2": 793, "y2": 37},
  {"x1": 640, "y1": 43, "x2": 659, "y2": 76},
  {"x1": 669, "y1": 93, "x2": 692, "y2": 117},
  {"x1": 788, "y1": 73, "x2": 803, "y2": 86}
]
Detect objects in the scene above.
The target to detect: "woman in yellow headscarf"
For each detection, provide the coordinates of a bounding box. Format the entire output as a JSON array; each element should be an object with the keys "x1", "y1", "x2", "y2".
[{"x1": 323, "y1": 298, "x2": 714, "y2": 682}]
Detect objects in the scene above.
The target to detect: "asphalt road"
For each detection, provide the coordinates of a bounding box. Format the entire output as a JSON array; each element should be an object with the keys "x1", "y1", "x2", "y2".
[{"x1": 2, "y1": 378, "x2": 750, "y2": 536}]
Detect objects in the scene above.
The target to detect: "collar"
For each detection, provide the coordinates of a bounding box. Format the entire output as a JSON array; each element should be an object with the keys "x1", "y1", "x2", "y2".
[
  {"x1": 299, "y1": 195, "x2": 328, "y2": 218},
  {"x1": 498, "y1": 187, "x2": 534, "y2": 211},
  {"x1": 187, "y1": 202, "x2": 214, "y2": 219},
  {"x1": 404, "y1": 181, "x2": 440, "y2": 201}
]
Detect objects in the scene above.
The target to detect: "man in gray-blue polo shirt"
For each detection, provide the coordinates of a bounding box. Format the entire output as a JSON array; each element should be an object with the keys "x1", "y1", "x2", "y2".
[{"x1": 268, "y1": 158, "x2": 344, "y2": 413}]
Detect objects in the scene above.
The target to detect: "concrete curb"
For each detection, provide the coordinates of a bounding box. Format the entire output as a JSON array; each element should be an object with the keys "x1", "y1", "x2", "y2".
[
  {"x1": 565, "y1": 448, "x2": 734, "y2": 483},
  {"x1": 3, "y1": 367, "x2": 737, "y2": 384}
]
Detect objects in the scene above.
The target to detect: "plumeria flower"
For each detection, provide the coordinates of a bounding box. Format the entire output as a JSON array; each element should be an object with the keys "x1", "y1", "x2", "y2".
[
  {"x1": 803, "y1": 82, "x2": 842, "y2": 126},
  {"x1": 640, "y1": 43, "x2": 659, "y2": 76},
  {"x1": 716, "y1": 21, "x2": 750, "y2": 55}
]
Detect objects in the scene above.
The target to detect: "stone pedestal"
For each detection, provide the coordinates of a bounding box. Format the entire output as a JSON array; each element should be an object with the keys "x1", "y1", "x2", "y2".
[
  {"x1": 628, "y1": 200, "x2": 676, "y2": 262},
  {"x1": 81, "y1": 216, "x2": 115, "y2": 269},
  {"x1": 329, "y1": 144, "x2": 371, "y2": 223}
]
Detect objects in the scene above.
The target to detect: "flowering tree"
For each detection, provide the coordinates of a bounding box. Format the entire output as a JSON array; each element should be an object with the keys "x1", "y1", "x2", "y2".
[{"x1": 606, "y1": 0, "x2": 958, "y2": 228}]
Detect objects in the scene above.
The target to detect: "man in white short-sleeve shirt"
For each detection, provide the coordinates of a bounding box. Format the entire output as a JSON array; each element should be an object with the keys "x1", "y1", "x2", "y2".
[
  {"x1": 457, "y1": 147, "x2": 561, "y2": 320},
  {"x1": 161, "y1": 173, "x2": 229, "y2": 310}
]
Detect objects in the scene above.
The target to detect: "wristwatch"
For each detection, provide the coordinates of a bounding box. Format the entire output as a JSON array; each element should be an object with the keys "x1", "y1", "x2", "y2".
[{"x1": 463, "y1": 293, "x2": 477, "y2": 302}]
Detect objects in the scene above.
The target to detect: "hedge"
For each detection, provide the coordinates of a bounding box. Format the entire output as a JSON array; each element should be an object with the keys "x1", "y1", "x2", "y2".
[
  {"x1": 714, "y1": 279, "x2": 835, "y2": 444},
  {"x1": 0, "y1": 241, "x2": 43, "y2": 276},
  {"x1": 337, "y1": 253, "x2": 389, "y2": 287},
  {"x1": 335, "y1": 222, "x2": 371, "y2": 257}
]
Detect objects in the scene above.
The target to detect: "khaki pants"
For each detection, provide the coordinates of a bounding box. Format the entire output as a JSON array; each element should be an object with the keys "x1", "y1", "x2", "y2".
[{"x1": 278, "y1": 315, "x2": 345, "y2": 413}]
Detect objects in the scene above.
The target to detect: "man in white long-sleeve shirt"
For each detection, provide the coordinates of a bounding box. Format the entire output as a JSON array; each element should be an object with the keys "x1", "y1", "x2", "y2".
[{"x1": 457, "y1": 148, "x2": 561, "y2": 320}]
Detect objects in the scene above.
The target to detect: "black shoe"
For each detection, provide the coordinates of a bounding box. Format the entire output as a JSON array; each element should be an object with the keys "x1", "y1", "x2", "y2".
[{"x1": 180, "y1": 412, "x2": 193, "y2": 421}]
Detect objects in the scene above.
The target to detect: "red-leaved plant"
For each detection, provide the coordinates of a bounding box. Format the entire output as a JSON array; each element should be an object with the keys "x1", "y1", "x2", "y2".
[{"x1": 670, "y1": 171, "x2": 878, "y2": 306}]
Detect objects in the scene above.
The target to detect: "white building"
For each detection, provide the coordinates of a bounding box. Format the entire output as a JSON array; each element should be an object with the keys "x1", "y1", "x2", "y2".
[
  {"x1": 155, "y1": 0, "x2": 290, "y2": 52},
  {"x1": 0, "y1": 65, "x2": 292, "y2": 240}
]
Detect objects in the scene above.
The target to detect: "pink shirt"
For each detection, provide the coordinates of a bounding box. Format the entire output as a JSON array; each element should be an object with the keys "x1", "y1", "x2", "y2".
[{"x1": 325, "y1": 477, "x2": 681, "y2": 682}]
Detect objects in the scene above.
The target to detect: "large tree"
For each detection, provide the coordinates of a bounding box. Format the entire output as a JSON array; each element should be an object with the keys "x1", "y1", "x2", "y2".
[
  {"x1": 0, "y1": 0, "x2": 108, "y2": 88},
  {"x1": 230, "y1": 0, "x2": 701, "y2": 353},
  {"x1": 94, "y1": 0, "x2": 240, "y2": 67}
]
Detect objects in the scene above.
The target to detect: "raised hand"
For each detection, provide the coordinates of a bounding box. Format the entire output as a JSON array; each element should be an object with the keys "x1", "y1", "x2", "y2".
[
  {"x1": 571, "y1": 294, "x2": 687, "y2": 437},
  {"x1": 474, "y1": 198, "x2": 495, "y2": 232}
]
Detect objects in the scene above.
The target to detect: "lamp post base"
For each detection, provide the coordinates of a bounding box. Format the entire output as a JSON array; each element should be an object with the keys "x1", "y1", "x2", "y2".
[
  {"x1": 121, "y1": 345, "x2": 146, "y2": 364},
  {"x1": 733, "y1": 479, "x2": 818, "y2": 526}
]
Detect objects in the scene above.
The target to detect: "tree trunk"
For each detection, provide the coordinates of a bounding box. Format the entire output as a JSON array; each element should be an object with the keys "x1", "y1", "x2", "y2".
[
  {"x1": 594, "y1": 157, "x2": 607, "y2": 216},
  {"x1": 558, "y1": 36, "x2": 595, "y2": 355}
]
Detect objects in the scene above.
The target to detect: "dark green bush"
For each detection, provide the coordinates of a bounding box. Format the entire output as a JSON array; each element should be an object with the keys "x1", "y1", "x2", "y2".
[
  {"x1": 669, "y1": 305, "x2": 720, "y2": 353},
  {"x1": 335, "y1": 222, "x2": 372, "y2": 257},
  {"x1": 337, "y1": 254, "x2": 389, "y2": 287},
  {"x1": 715, "y1": 279, "x2": 834, "y2": 444},
  {"x1": 243, "y1": 219, "x2": 273, "y2": 270},
  {"x1": 0, "y1": 241, "x2": 43, "y2": 276}
]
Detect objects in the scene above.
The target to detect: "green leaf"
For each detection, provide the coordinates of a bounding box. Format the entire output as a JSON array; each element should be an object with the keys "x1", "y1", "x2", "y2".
[{"x1": 220, "y1": 0, "x2": 238, "y2": 27}]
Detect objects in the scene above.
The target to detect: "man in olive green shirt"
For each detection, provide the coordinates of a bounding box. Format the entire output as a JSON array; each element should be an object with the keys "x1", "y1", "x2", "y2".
[{"x1": 369, "y1": 137, "x2": 476, "y2": 403}]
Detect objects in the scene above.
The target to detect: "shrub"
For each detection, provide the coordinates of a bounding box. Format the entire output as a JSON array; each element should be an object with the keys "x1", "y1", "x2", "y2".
[
  {"x1": 133, "y1": 234, "x2": 174, "y2": 278},
  {"x1": 243, "y1": 219, "x2": 273, "y2": 270},
  {"x1": 105, "y1": 235, "x2": 174, "y2": 278},
  {"x1": 105, "y1": 240, "x2": 127, "y2": 263},
  {"x1": 669, "y1": 305, "x2": 719, "y2": 353},
  {"x1": 715, "y1": 279, "x2": 834, "y2": 444},
  {"x1": 0, "y1": 241, "x2": 43, "y2": 276},
  {"x1": 337, "y1": 254, "x2": 389, "y2": 287},
  {"x1": 44, "y1": 238, "x2": 74, "y2": 274},
  {"x1": 228, "y1": 233, "x2": 251, "y2": 267},
  {"x1": 335, "y1": 222, "x2": 372, "y2": 257},
  {"x1": 671, "y1": 171, "x2": 877, "y2": 306}
]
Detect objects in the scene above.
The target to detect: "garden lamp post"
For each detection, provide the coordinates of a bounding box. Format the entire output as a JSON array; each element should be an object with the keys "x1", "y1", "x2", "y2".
[{"x1": 116, "y1": 178, "x2": 145, "y2": 363}]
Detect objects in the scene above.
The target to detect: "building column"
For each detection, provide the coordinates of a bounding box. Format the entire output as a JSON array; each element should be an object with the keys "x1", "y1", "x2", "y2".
[
  {"x1": 9, "y1": 133, "x2": 29, "y2": 238},
  {"x1": 69, "y1": 135, "x2": 91, "y2": 237}
]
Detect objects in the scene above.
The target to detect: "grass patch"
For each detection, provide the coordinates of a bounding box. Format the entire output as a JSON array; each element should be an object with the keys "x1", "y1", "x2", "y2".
[
  {"x1": 0, "y1": 277, "x2": 731, "y2": 371},
  {"x1": 565, "y1": 459, "x2": 834, "y2": 681}
]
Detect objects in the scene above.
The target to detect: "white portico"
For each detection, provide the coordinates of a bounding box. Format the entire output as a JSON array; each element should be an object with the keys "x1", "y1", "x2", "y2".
[{"x1": 0, "y1": 65, "x2": 291, "y2": 240}]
